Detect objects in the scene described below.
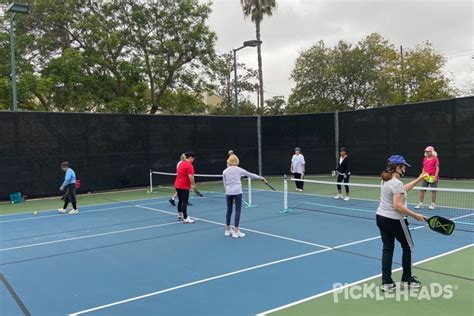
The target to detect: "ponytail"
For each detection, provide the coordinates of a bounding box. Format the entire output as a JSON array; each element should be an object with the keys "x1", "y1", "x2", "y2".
[
  {"x1": 381, "y1": 163, "x2": 400, "y2": 182},
  {"x1": 381, "y1": 169, "x2": 393, "y2": 181}
]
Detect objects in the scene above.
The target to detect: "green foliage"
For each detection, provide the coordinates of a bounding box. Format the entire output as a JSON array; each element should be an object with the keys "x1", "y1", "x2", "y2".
[
  {"x1": 0, "y1": 0, "x2": 215, "y2": 113},
  {"x1": 208, "y1": 52, "x2": 258, "y2": 109},
  {"x1": 264, "y1": 95, "x2": 286, "y2": 115},
  {"x1": 240, "y1": 0, "x2": 277, "y2": 112},
  {"x1": 209, "y1": 99, "x2": 257, "y2": 115},
  {"x1": 160, "y1": 90, "x2": 208, "y2": 114},
  {"x1": 240, "y1": 0, "x2": 277, "y2": 23},
  {"x1": 288, "y1": 33, "x2": 454, "y2": 113}
]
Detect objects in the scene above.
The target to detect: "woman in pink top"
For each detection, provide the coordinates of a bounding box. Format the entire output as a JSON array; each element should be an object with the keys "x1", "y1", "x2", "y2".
[{"x1": 415, "y1": 146, "x2": 440, "y2": 210}]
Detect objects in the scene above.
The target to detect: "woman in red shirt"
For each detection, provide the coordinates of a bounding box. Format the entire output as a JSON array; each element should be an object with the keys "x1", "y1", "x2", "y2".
[
  {"x1": 174, "y1": 152, "x2": 197, "y2": 223},
  {"x1": 415, "y1": 146, "x2": 440, "y2": 210}
]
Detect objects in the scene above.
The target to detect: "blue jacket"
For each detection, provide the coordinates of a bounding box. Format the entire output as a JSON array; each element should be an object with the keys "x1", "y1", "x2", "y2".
[{"x1": 60, "y1": 168, "x2": 76, "y2": 189}]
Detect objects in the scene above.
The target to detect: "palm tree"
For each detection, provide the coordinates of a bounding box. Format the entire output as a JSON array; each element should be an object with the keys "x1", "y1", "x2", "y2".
[{"x1": 240, "y1": 0, "x2": 276, "y2": 113}]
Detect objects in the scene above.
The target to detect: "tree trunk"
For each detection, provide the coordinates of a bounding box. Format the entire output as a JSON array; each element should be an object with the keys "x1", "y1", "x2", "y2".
[{"x1": 255, "y1": 19, "x2": 264, "y2": 114}]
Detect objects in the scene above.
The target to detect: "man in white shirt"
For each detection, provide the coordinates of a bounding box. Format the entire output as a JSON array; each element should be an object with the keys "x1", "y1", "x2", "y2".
[{"x1": 290, "y1": 147, "x2": 306, "y2": 191}]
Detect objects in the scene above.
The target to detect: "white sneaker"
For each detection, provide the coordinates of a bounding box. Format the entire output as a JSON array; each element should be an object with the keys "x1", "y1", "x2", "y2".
[
  {"x1": 225, "y1": 230, "x2": 232, "y2": 237},
  {"x1": 344, "y1": 196, "x2": 350, "y2": 201},
  {"x1": 414, "y1": 203, "x2": 422, "y2": 209},
  {"x1": 381, "y1": 283, "x2": 396, "y2": 293},
  {"x1": 183, "y1": 217, "x2": 195, "y2": 224},
  {"x1": 69, "y1": 209, "x2": 79, "y2": 215},
  {"x1": 429, "y1": 203, "x2": 436, "y2": 210},
  {"x1": 58, "y1": 208, "x2": 67, "y2": 214},
  {"x1": 232, "y1": 230, "x2": 246, "y2": 238},
  {"x1": 296, "y1": 188, "x2": 303, "y2": 192},
  {"x1": 334, "y1": 194, "x2": 343, "y2": 199}
]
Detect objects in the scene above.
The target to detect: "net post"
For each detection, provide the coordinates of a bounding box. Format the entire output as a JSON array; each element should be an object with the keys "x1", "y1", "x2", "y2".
[
  {"x1": 335, "y1": 110, "x2": 339, "y2": 166},
  {"x1": 244, "y1": 177, "x2": 257, "y2": 208},
  {"x1": 248, "y1": 177, "x2": 252, "y2": 205},
  {"x1": 149, "y1": 170, "x2": 153, "y2": 193},
  {"x1": 279, "y1": 175, "x2": 289, "y2": 214}
]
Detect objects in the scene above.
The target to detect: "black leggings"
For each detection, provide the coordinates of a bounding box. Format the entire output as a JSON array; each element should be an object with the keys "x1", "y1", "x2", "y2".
[
  {"x1": 336, "y1": 174, "x2": 350, "y2": 194},
  {"x1": 226, "y1": 194, "x2": 243, "y2": 227},
  {"x1": 176, "y1": 189, "x2": 190, "y2": 219},
  {"x1": 62, "y1": 183, "x2": 77, "y2": 209},
  {"x1": 294, "y1": 173, "x2": 304, "y2": 189},
  {"x1": 376, "y1": 215, "x2": 414, "y2": 284}
]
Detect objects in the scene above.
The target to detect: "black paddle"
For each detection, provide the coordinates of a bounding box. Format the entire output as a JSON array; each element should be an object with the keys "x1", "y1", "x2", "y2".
[
  {"x1": 263, "y1": 180, "x2": 276, "y2": 191},
  {"x1": 193, "y1": 188, "x2": 204, "y2": 197},
  {"x1": 424, "y1": 215, "x2": 455, "y2": 235}
]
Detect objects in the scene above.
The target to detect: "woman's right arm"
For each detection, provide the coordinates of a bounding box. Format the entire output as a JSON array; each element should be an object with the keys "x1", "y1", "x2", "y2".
[
  {"x1": 239, "y1": 168, "x2": 265, "y2": 181},
  {"x1": 393, "y1": 193, "x2": 424, "y2": 221}
]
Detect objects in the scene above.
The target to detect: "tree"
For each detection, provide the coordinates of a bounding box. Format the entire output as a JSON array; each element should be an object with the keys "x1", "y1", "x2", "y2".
[
  {"x1": 160, "y1": 90, "x2": 208, "y2": 114},
  {"x1": 287, "y1": 41, "x2": 342, "y2": 113},
  {"x1": 119, "y1": 0, "x2": 216, "y2": 114},
  {"x1": 402, "y1": 42, "x2": 453, "y2": 102},
  {"x1": 208, "y1": 52, "x2": 258, "y2": 109},
  {"x1": 0, "y1": 0, "x2": 216, "y2": 113},
  {"x1": 264, "y1": 95, "x2": 286, "y2": 115},
  {"x1": 240, "y1": 0, "x2": 276, "y2": 113},
  {"x1": 288, "y1": 33, "x2": 454, "y2": 113}
]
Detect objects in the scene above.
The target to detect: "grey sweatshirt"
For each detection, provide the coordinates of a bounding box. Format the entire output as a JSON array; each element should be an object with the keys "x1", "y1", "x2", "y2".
[{"x1": 223, "y1": 166, "x2": 263, "y2": 195}]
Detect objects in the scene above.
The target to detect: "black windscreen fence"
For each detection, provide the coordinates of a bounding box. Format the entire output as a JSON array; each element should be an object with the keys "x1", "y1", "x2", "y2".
[
  {"x1": 338, "y1": 97, "x2": 473, "y2": 178},
  {"x1": 0, "y1": 113, "x2": 258, "y2": 198},
  {"x1": 0, "y1": 97, "x2": 472, "y2": 198},
  {"x1": 261, "y1": 113, "x2": 335, "y2": 175}
]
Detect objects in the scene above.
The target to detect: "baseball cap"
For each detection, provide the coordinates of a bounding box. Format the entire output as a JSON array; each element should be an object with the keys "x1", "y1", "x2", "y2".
[
  {"x1": 387, "y1": 155, "x2": 411, "y2": 167},
  {"x1": 424, "y1": 146, "x2": 434, "y2": 152}
]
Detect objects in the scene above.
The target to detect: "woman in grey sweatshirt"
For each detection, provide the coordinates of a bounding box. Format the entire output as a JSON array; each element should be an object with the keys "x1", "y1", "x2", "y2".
[{"x1": 223, "y1": 154, "x2": 265, "y2": 238}]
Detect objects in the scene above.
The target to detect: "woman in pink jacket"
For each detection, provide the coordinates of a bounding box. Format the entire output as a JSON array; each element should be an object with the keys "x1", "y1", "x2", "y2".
[{"x1": 415, "y1": 146, "x2": 440, "y2": 210}]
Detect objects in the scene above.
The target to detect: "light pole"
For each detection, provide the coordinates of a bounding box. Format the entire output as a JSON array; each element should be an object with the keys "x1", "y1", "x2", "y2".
[
  {"x1": 233, "y1": 40, "x2": 262, "y2": 115},
  {"x1": 7, "y1": 2, "x2": 29, "y2": 112}
]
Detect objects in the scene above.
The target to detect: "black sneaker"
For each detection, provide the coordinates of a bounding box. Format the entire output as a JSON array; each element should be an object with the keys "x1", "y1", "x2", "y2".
[
  {"x1": 380, "y1": 283, "x2": 396, "y2": 292},
  {"x1": 169, "y1": 199, "x2": 176, "y2": 206},
  {"x1": 402, "y1": 276, "x2": 421, "y2": 289},
  {"x1": 187, "y1": 202, "x2": 193, "y2": 206}
]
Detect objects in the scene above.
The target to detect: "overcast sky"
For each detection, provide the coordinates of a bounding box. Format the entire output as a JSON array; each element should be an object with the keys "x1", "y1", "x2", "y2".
[{"x1": 206, "y1": 0, "x2": 473, "y2": 101}]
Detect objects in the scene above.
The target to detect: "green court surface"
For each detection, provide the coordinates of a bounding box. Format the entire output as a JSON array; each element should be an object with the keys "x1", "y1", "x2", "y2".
[
  {"x1": 266, "y1": 245, "x2": 474, "y2": 316},
  {"x1": 1, "y1": 175, "x2": 473, "y2": 216}
]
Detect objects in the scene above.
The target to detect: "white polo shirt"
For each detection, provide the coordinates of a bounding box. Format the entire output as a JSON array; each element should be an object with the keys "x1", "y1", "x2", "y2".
[{"x1": 291, "y1": 154, "x2": 306, "y2": 174}]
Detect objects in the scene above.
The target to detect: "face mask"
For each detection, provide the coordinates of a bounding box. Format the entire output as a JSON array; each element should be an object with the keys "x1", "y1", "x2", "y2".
[{"x1": 398, "y1": 167, "x2": 406, "y2": 177}]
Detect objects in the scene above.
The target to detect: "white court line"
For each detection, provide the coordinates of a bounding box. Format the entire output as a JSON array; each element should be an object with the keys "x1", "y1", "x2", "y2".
[
  {"x1": 69, "y1": 228, "x2": 471, "y2": 315},
  {"x1": 0, "y1": 195, "x2": 170, "y2": 218},
  {"x1": 68, "y1": 204, "x2": 473, "y2": 315},
  {"x1": 70, "y1": 249, "x2": 334, "y2": 315},
  {"x1": 0, "y1": 200, "x2": 169, "y2": 224},
  {"x1": 136, "y1": 205, "x2": 331, "y2": 249},
  {"x1": 0, "y1": 221, "x2": 180, "y2": 252},
  {"x1": 256, "y1": 243, "x2": 474, "y2": 316}
]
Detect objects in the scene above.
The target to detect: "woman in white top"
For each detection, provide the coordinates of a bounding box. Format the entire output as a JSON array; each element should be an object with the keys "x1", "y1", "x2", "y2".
[
  {"x1": 169, "y1": 153, "x2": 186, "y2": 207},
  {"x1": 223, "y1": 154, "x2": 265, "y2": 238},
  {"x1": 376, "y1": 155, "x2": 426, "y2": 292},
  {"x1": 290, "y1": 147, "x2": 305, "y2": 191}
]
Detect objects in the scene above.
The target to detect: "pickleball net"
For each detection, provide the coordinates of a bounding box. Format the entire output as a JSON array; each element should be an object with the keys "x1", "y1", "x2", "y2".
[
  {"x1": 149, "y1": 170, "x2": 257, "y2": 207},
  {"x1": 282, "y1": 177, "x2": 474, "y2": 232}
]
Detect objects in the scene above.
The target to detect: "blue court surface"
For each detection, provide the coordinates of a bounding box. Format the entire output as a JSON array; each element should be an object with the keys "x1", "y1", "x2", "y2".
[{"x1": 1, "y1": 190, "x2": 472, "y2": 315}]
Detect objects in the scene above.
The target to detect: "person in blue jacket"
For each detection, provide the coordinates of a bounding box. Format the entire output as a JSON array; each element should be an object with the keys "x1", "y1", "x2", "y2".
[{"x1": 58, "y1": 161, "x2": 79, "y2": 214}]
